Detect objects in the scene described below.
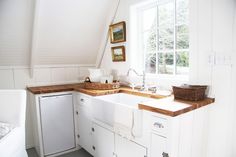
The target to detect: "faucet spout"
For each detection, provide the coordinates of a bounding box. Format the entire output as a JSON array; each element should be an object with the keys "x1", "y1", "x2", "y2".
[
  {"x1": 141, "y1": 71, "x2": 146, "y2": 91},
  {"x1": 126, "y1": 68, "x2": 146, "y2": 91},
  {"x1": 126, "y1": 68, "x2": 142, "y2": 77}
]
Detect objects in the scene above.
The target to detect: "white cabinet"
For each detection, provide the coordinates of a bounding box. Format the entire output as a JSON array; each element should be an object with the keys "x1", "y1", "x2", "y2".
[
  {"x1": 77, "y1": 93, "x2": 94, "y2": 155},
  {"x1": 92, "y1": 123, "x2": 115, "y2": 157},
  {"x1": 150, "y1": 133, "x2": 168, "y2": 157},
  {"x1": 39, "y1": 94, "x2": 76, "y2": 156},
  {"x1": 78, "y1": 92, "x2": 210, "y2": 157},
  {"x1": 30, "y1": 92, "x2": 78, "y2": 157},
  {"x1": 91, "y1": 122, "x2": 147, "y2": 157},
  {"x1": 115, "y1": 135, "x2": 147, "y2": 157}
]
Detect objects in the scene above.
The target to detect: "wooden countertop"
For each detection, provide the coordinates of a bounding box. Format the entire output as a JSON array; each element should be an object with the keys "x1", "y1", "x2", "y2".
[
  {"x1": 139, "y1": 96, "x2": 215, "y2": 117},
  {"x1": 27, "y1": 83, "x2": 214, "y2": 117},
  {"x1": 27, "y1": 83, "x2": 83, "y2": 94},
  {"x1": 27, "y1": 83, "x2": 165, "y2": 99}
]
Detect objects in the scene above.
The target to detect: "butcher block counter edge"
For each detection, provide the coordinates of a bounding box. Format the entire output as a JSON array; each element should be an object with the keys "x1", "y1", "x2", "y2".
[{"x1": 27, "y1": 83, "x2": 215, "y2": 117}]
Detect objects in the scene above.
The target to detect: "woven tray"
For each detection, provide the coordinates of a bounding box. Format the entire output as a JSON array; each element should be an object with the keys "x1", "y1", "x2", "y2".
[
  {"x1": 173, "y1": 85, "x2": 207, "y2": 101},
  {"x1": 84, "y1": 82, "x2": 120, "y2": 90}
]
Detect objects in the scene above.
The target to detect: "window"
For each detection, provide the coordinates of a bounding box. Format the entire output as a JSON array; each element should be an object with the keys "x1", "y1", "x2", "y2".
[{"x1": 139, "y1": 0, "x2": 189, "y2": 76}]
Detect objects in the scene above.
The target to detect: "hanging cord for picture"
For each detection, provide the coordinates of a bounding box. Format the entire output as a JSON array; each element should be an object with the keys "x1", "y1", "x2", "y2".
[{"x1": 97, "y1": 0, "x2": 121, "y2": 68}]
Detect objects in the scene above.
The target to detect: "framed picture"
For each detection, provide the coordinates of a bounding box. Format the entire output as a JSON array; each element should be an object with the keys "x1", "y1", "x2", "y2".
[
  {"x1": 109, "y1": 21, "x2": 126, "y2": 43},
  {"x1": 111, "y1": 46, "x2": 126, "y2": 62}
]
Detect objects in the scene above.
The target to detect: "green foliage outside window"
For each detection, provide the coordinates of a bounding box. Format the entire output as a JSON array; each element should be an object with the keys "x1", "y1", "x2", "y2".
[{"x1": 142, "y1": 0, "x2": 189, "y2": 75}]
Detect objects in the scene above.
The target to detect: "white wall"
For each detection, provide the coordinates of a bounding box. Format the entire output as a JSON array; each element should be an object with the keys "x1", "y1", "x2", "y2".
[
  {"x1": 200, "y1": 0, "x2": 235, "y2": 156},
  {"x1": 100, "y1": 0, "x2": 132, "y2": 75},
  {"x1": 0, "y1": 0, "x2": 34, "y2": 66},
  {"x1": 232, "y1": 3, "x2": 236, "y2": 155},
  {"x1": 100, "y1": 0, "x2": 236, "y2": 156},
  {"x1": 100, "y1": 0, "x2": 188, "y2": 89},
  {"x1": 32, "y1": 0, "x2": 114, "y2": 65},
  {"x1": 0, "y1": 0, "x2": 115, "y2": 66}
]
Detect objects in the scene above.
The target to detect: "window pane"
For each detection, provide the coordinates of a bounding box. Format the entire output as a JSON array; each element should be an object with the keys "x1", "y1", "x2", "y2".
[
  {"x1": 145, "y1": 53, "x2": 156, "y2": 73},
  {"x1": 158, "y1": 2, "x2": 174, "y2": 27},
  {"x1": 159, "y1": 27, "x2": 174, "y2": 38},
  {"x1": 158, "y1": 2, "x2": 174, "y2": 51},
  {"x1": 139, "y1": 0, "x2": 189, "y2": 76},
  {"x1": 143, "y1": 7, "x2": 157, "y2": 31},
  {"x1": 176, "y1": 51, "x2": 189, "y2": 75},
  {"x1": 177, "y1": 33, "x2": 189, "y2": 49},
  {"x1": 176, "y1": 0, "x2": 189, "y2": 25},
  {"x1": 144, "y1": 30, "x2": 157, "y2": 52},
  {"x1": 177, "y1": 24, "x2": 189, "y2": 34},
  {"x1": 159, "y1": 35, "x2": 174, "y2": 50},
  {"x1": 158, "y1": 53, "x2": 174, "y2": 74}
]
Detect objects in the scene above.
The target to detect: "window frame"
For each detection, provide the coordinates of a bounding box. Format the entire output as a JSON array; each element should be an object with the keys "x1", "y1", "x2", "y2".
[{"x1": 137, "y1": 0, "x2": 189, "y2": 78}]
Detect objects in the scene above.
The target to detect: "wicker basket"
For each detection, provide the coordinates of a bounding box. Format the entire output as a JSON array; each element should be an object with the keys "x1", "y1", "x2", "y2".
[
  {"x1": 84, "y1": 82, "x2": 120, "y2": 90},
  {"x1": 173, "y1": 85, "x2": 207, "y2": 101}
]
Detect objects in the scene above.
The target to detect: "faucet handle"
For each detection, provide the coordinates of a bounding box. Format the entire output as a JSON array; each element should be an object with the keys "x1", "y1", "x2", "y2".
[
  {"x1": 148, "y1": 86, "x2": 158, "y2": 93},
  {"x1": 129, "y1": 83, "x2": 136, "y2": 90}
]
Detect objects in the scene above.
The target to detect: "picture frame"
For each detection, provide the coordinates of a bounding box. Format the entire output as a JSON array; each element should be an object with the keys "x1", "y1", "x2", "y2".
[
  {"x1": 111, "y1": 46, "x2": 126, "y2": 62},
  {"x1": 109, "y1": 21, "x2": 126, "y2": 43}
]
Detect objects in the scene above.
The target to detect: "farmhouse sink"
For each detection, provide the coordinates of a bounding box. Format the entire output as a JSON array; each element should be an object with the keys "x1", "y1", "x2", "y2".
[{"x1": 92, "y1": 93, "x2": 154, "y2": 127}]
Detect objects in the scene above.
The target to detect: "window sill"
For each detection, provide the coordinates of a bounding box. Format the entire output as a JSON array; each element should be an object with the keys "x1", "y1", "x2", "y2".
[{"x1": 145, "y1": 73, "x2": 189, "y2": 82}]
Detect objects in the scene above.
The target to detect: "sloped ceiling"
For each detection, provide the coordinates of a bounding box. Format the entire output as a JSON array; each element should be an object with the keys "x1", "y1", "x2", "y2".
[
  {"x1": 33, "y1": 0, "x2": 114, "y2": 65},
  {"x1": 0, "y1": 0, "x2": 115, "y2": 66},
  {"x1": 0, "y1": 0, "x2": 34, "y2": 66}
]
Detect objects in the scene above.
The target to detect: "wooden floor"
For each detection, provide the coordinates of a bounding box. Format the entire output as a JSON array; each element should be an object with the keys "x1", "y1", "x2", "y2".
[{"x1": 27, "y1": 148, "x2": 93, "y2": 157}]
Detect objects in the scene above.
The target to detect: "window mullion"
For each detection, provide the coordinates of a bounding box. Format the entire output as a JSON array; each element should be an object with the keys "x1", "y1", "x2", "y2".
[
  {"x1": 173, "y1": 0, "x2": 177, "y2": 75},
  {"x1": 140, "y1": 11, "x2": 146, "y2": 72},
  {"x1": 156, "y1": 5, "x2": 159, "y2": 74}
]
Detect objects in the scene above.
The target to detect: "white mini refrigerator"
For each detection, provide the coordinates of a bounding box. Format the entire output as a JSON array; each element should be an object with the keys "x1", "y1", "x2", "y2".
[{"x1": 39, "y1": 94, "x2": 76, "y2": 156}]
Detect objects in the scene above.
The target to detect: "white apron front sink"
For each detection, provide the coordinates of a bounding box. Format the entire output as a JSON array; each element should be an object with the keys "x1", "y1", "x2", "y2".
[{"x1": 92, "y1": 93, "x2": 155, "y2": 137}]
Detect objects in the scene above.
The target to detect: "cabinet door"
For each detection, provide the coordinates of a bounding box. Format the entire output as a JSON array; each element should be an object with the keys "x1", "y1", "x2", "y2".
[
  {"x1": 92, "y1": 123, "x2": 115, "y2": 157},
  {"x1": 77, "y1": 105, "x2": 93, "y2": 155},
  {"x1": 39, "y1": 94, "x2": 76, "y2": 156},
  {"x1": 77, "y1": 93, "x2": 93, "y2": 155},
  {"x1": 151, "y1": 133, "x2": 168, "y2": 157},
  {"x1": 115, "y1": 135, "x2": 147, "y2": 157}
]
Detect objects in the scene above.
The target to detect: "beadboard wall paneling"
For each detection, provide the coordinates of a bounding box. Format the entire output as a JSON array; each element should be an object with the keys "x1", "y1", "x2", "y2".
[
  {"x1": 232, "y1": 3, "x2": 236, "y2": 155},
  {"x1": 0, "y1": 65, "x2": 94, "y2": 89},
  {"x1": 32, "y1": 0, "x2": 114, "y2": 65},
  {"x1": 100, "y1": 0, "x2": 236, "y2": 156},
  {"x1": 0, "y1": 0, "x2": 34, "y2": 66},
  {"x1": 13, "y1": 68, "x2": 35, "y2": 89},
  {"x1": 0, "y1": 0, "x2": 115, "y2": 66},
  {"x1": 0, "y1": 69, "x2": 15, "y2": 89}
]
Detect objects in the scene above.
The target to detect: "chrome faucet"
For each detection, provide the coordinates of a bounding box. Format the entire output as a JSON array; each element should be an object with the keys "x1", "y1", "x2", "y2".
[{"x1": 126, "y1": 68, "x2": 146, "y2": 91}]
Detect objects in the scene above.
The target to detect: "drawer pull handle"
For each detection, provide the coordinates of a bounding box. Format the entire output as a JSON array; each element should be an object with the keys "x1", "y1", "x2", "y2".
[
  {"x1": 154, "y1": 122, "x2": 164, "y2": 128},
  {"x1": 80, "y1": 98, "x2": 84, "y2": 102},
  {"x1": 162, "y1": 152, "x2": 169, "y2": 157},
  {"x1": 92, "y1": 146, "x2": 96, "y2": 150}
]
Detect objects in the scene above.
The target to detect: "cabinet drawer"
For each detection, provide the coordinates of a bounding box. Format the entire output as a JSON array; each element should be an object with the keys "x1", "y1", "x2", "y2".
[
  {"x1": 151, "y1": 116, "x2": 167, "y2": 136},
  {"x1": 77, "y1": 94, "x2": 90, "y2": 105}
]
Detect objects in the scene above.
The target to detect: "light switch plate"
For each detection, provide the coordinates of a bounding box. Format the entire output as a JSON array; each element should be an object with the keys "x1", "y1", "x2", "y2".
[{"x1": 208, "y1": 54, "x2": 232, "y2": 66}]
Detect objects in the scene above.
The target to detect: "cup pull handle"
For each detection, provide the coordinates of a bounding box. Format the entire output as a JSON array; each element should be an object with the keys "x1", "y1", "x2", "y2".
[{"x1": 154, "y1": 122, "x2": 164, "y2": 128}]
